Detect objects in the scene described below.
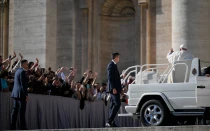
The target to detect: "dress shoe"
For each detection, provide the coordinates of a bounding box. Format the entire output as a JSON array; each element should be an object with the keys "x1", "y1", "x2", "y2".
[
  {"x1": 112, "y1": 122, "x2": 118, "y2": 127},
  {"x1": 105, "y1": 122, "x2": 118, "y2": 127},
  {"x1": 105, "y1": 122, "x2": 112, "y2": 127}
]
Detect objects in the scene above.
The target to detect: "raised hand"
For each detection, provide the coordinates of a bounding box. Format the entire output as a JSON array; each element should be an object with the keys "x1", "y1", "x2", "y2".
[
  {"x1": 19, "y1": 53, "x2": 23, "y2": 60},
  {"x1": 94, "y1": 72, "x2": 98, "y2": 77},
  {"x1": 170, "y1": 48, "x2": 174, "y2": 53},
  {"x1": 73, "y1": 69, "x2": 77, "y2": 76},
  {"x1": 13, "y1": 51, "x2": 16, "y2": 58},
  {"x1": 86, "y1": 69, "x2": 90, "y2": 73},
  {"x1": 64, "y1": 67, "x2": 69, "y2": 70},
  {"x1": 36, "y1": 58, "x2": 39, "y2": 63},
  {"x1": 87, "y1": 69, "x2": 92, "y2": 77}
]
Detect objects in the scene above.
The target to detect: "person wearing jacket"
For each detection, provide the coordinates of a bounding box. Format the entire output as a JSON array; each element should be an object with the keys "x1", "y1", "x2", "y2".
[
  {"x1": 106, "y1": 52, "x2": 122, "y2": 127},
  {"x1": 10, "y1": 59, "x2": 29, "y2": 130}
]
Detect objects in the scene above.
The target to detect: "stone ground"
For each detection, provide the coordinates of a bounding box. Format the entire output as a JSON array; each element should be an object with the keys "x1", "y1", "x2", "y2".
[{"x1": 13, "y1": 126, "x2": 210, "y2": 131}]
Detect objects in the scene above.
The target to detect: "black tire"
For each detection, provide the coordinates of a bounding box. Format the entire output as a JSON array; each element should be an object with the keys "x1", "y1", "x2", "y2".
[{"x1": 140, "y1": 99, "x2": 169, "y2": 126}]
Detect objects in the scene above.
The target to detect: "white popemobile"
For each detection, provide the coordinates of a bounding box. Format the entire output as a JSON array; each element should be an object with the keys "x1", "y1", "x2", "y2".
[{"x1": 118, "y1": 58, "x2": 210, "y2": 126}]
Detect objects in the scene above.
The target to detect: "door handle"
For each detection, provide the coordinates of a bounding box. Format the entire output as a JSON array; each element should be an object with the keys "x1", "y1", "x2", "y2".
[{"x1": 197, "y1": 86, "x2": 206, "y2": 89}]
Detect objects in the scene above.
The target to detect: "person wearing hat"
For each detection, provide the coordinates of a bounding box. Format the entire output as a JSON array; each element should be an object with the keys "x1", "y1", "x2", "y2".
[
  {"x1": 166, "y1": 44, "x2": 194, "y2": 83},
  {"x1": 166, "y1": 44, "x2": 194, "y2": 64}
]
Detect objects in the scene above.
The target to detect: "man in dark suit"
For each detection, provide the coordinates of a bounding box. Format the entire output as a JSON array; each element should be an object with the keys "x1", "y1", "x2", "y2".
[
  {"x1": 10, "y1": 59, "x2": 29, "y2": 130},
  {"x1": 106, "y1": 52, "x2": 122, "y2": 127},
  {"x1": 202, "y1": 66, "x2": 210, "y2": 125}
]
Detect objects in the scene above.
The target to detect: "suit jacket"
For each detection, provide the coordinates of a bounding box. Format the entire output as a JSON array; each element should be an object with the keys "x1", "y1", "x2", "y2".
[
  {"x1": 11, "y1": 68, "x2": 28, "y2": 100},
  {"x1": 107, "y1": 61, "x2": 122, "y2": 94},
  {"x1": 203, "y1": 66, "x2": 210, "y2": 75}
]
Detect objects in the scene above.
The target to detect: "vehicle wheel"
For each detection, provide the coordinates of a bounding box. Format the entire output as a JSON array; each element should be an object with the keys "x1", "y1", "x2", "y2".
[{"x1": 140, "y1": 99, "x2": 169, "y2": 126}]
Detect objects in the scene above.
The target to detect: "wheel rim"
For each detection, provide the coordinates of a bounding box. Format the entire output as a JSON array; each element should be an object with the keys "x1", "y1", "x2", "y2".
[{"x1": 144, "y1": 104, "x2": 163, "y2": 126}]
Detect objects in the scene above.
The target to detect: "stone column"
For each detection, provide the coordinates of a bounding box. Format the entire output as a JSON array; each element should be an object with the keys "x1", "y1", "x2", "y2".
[
  {"x1": 0, "y1": 9, "x2": 3, "y2": 56},
  {"x1": 10, "y1": 0, "x2": 48, "y2": 68},
  {"x1": 46, "y1": 0, "x2": 57, "y2": 71},
  {"x1": 74, "y1": 0, "x2": 83, "y2": 79},
  {"x1": 8, "y1": 0, "x2": 14, "y2": 57},
  {"x1": 56, "y1": 0, "x2": 75, "y2": 69},
  {"x1": 172, "y1": 0, "x2": 210, "y2": 65},
  {"x1": 79, "y1": 0, "x2": 89, "y2": 76},
  {"x1": 92, "y1": 0, "x2": 101, "y2": 79},
  {"x1": 172, "y1": 0, "x2": 188, "y2": 51},
  {"x1": 139, "y1": 0, "x2": 154, "y2": 65},
  {"x1": 146, "y1": 0, "x2": 152, "y2": 64},
  {"x1": 133, "y1": 0, "x2": 141, "y2": 65},
  {"x1": 139, "y1": 1, "x2": 147, "y2": 65},
  {"x1": 3, "y1": 1, "x2": 9, "y2": 59},
  {"x1": 87, "y1": 0, "x2": 102, "y2": 78},
  {"x1": 81, "y1": 8, "x2": 88, "y2": 73},
  {"x1": 87, "y1": 0, "x2": 94, "y2": 70}
]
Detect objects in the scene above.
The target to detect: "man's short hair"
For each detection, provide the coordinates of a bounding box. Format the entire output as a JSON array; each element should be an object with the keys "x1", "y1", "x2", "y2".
[
  {"x1": 111, "y1": 52, "x2": 120, "y2": 60},
  {"x1": 21, "y1": 59, "x2": 28, "y2": 64}
]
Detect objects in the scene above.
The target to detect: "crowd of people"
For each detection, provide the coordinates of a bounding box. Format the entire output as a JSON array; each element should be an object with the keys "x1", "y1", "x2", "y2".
[
  {"x1": 0, "y1": 44, "x2": 195, "y2": 105},
  {"x1": 0, "y1": 52, "x2": 130, "y2": 107}
]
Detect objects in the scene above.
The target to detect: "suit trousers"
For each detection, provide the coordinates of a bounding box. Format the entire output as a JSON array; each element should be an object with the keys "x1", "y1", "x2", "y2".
[
  {"x1": 203, "y1": 107, "x2": 210, "y2": 125},
  {"x1": 108, "y1": 93, "x2": 121, "y2": 123},
  {"x1": 11, "y1": 99, "x2": 27, "y2": 130}
]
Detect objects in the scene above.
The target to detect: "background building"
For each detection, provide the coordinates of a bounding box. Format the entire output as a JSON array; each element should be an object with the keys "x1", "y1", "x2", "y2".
[{"x1": 0, "y1": 0, "x2": 210, "y2": 81}]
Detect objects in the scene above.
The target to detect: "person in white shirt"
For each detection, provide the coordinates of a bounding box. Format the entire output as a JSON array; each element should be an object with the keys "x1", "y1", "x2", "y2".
[{"x1": 166, "y1": 44, "x2": 194, "y2": 64}]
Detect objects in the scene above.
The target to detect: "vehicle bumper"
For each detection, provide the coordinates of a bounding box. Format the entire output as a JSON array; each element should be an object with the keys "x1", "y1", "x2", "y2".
[{"x1": 125, "y1": 105, "x2": 138, "y2": 113}]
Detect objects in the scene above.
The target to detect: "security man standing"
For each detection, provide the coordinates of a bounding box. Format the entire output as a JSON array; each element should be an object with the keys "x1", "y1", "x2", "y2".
[{"x1": 106, "y1": 52, "x2": 122, "y2": 127}]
